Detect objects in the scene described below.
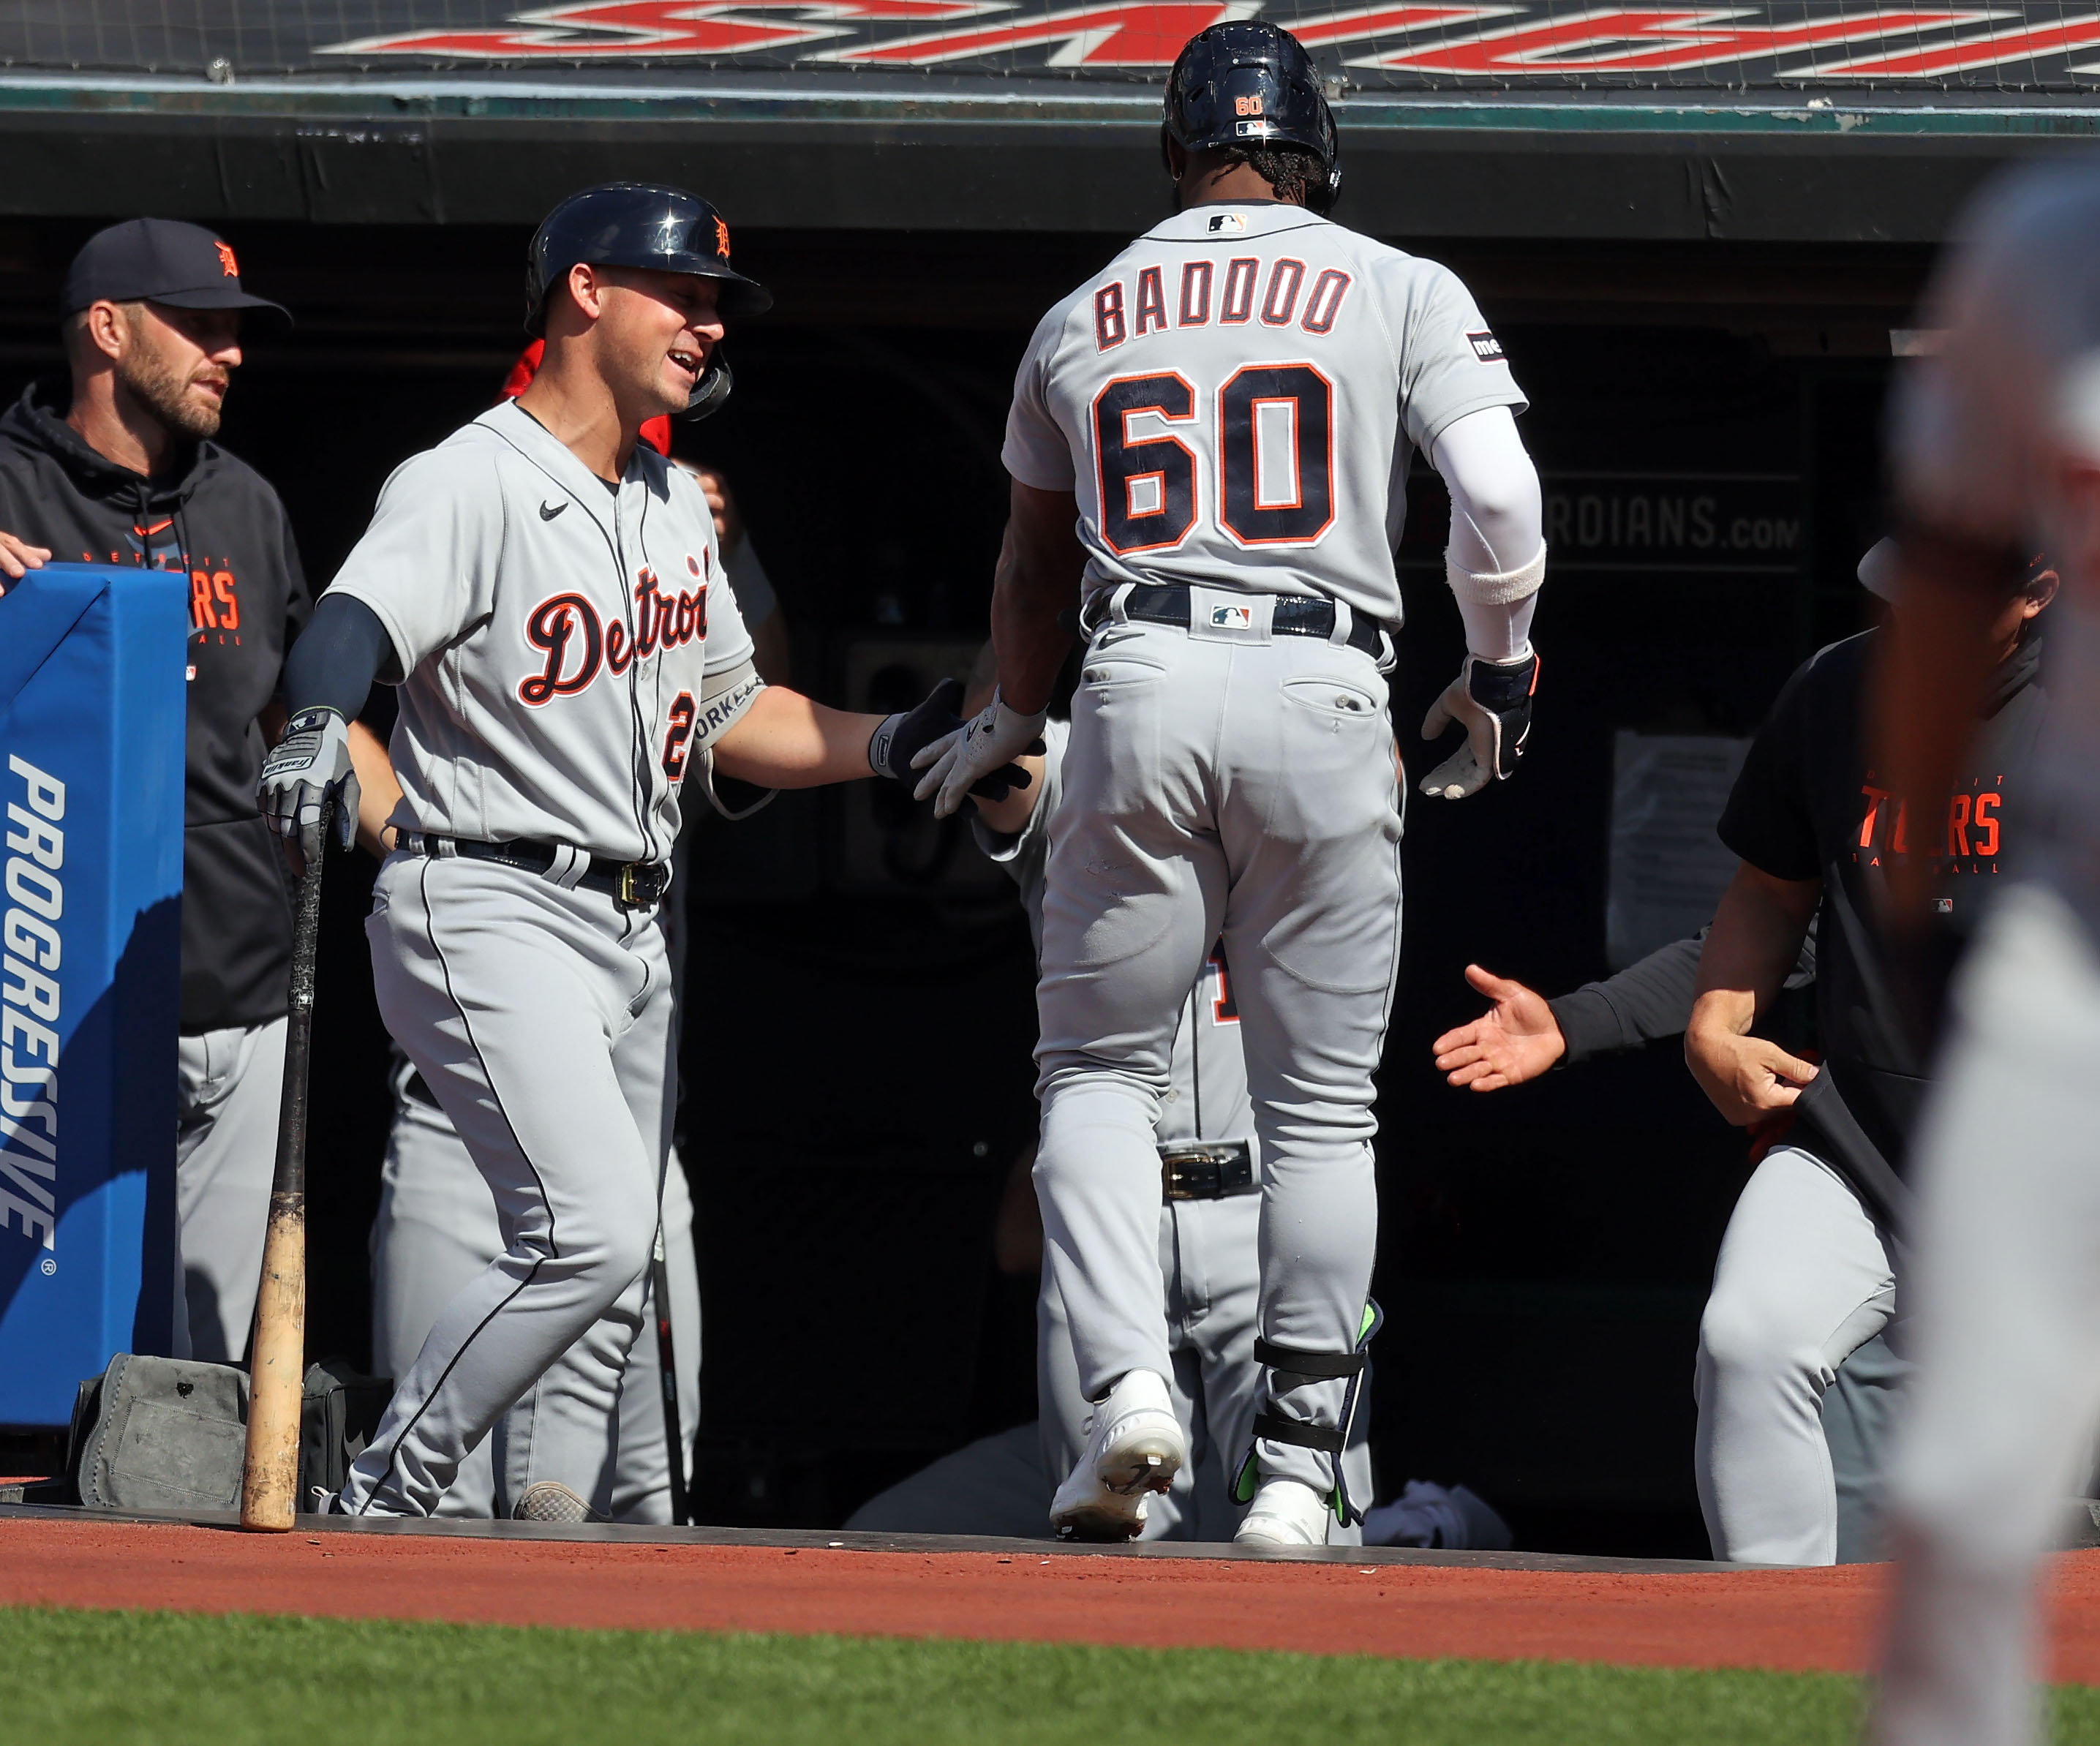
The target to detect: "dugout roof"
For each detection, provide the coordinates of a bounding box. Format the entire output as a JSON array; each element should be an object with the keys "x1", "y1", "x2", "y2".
[{"x1": 5, "y1": 2, "x2": 2100, "y2": 238}]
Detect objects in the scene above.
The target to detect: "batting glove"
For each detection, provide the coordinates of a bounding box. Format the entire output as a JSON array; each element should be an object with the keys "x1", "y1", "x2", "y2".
[
  {"x1": 1420, "y1": 650, "x2": 1539, "y2": 801},
  {"x1": 258, "y1": 706, "x2": 360, "y2": 865},
  {"x1": 914, "y1": 688, "x2": 1047, "y2": 820}
]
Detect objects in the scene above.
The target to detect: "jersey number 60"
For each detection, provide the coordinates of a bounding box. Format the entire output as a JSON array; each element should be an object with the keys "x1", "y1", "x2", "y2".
[{"x1": 1093, "y1": 366, "x2": 1334, "y2": 554}]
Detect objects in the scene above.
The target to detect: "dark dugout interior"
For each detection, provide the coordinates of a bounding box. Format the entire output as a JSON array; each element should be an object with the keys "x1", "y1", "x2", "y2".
[{"x1": 0, "y1": 214, "x2": 1924, "y2": 1556}]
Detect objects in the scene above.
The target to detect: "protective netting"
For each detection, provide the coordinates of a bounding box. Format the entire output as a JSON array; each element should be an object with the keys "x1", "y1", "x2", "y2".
[{"x1": 4, "y1": 0, "x2": 2100, "y2": 91}]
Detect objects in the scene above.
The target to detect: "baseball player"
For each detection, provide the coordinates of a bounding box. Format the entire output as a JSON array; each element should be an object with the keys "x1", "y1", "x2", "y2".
[
  {"x1": 257, "y1": 181, "x2": 1017, "y2": 1521},
  {"x1": 358, "y1": 448, "x2": 786, "y2": 1521},
  {"x1": 1866, "y1": 165, "x2": 2100, "y2": 1746},
  {"x1": 914, "y1": 23, "x2": 1546, "y2": 1545},
  {"x1": 974, "y1": 715, "x2": 1375, "y2": 1541}
]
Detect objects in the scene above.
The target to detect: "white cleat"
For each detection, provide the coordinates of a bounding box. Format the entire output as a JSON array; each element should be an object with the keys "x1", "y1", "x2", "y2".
[
  {"x1": 1049, "y1": 1369, "x2": 1187, "y2": 1542},
  {"x1": 1234, "y1": 1478, "x2": 1333, "y2": 1548}
]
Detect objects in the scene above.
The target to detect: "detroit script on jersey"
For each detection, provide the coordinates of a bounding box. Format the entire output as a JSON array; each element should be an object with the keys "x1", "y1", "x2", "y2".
[
  {"x1": 329, "y1": 400, "x2": 756, "y2": 864},
  {"x1": 1003, "y1": 201, "x2": 1527, "y2": 627}
]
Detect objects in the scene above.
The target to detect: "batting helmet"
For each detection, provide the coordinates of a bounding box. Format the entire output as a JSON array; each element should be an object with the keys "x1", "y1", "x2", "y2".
[
  {"x1": 524, "y1": 182, "x2": 772, "y2": 421},
  {"x1": 1162, "y1": 22, "x2": 1340, "y2": 215}
]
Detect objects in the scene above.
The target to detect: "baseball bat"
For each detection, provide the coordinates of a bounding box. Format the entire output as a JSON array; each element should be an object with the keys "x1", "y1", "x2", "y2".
[
  {"x1": 651, "y1": 1230, "x2": 690, "y2": 1527},
  {"x1": 240, "y1": 799, "x2": 330, "y2": 1532}
]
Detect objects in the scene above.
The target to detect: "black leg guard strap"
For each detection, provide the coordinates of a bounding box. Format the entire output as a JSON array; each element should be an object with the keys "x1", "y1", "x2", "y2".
[
  {"x1": 1251, "y1": 1410, "x2": 1345, "y2": 1455},
  {"x1": 1253, "y1": 1338, "x2": 1368, "y2": 1380}
]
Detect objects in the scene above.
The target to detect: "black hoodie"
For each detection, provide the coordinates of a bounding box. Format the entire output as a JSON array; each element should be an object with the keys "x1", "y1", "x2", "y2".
[
  {"x1": 1717, "y1": 624, "x2": 2047, "y2": 1230},
  {"x1": 0, "y1": 377, "x2": 312, "y2": 1033}
]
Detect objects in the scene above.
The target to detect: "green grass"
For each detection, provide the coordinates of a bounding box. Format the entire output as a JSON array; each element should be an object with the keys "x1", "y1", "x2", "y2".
[{"x1": 0, "y1": 1604, "x2": 2096, "y2": 1745}]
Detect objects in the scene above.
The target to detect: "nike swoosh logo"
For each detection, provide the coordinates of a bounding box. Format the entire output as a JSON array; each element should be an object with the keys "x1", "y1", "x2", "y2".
[{"x1": 539, "y1": 500, "x2": 568, "y2": 521}]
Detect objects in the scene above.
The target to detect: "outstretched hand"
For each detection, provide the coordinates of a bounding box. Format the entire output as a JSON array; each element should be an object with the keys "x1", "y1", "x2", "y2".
[{"x1": 1431, "y1": 963, "x2": 1565, "y2": 1091}]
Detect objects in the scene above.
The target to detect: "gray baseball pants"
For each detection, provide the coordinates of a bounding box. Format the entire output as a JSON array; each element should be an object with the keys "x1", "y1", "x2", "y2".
[
  {"x1": 1695, "y1": 1143, "x2": 1901, "y2": 1565},
  {"x1": 369, "y1": 1092, "x2": 700, "y2": 1522},
  {"x1": 1875, "y1": 883, "x2": 2100, "y2": 1746},
  {"x1": 342, "y1": 853, "x2": 674, "y2": 1518},
  {"x1": 173, "y1": 1015, "x2": 287, "y2": 1362},
  {"x1": 1034, "y1": 597, "x2": 1401, "y2": 1499},
  {"x1": 1038, "y1": 1188, "x2": 1371, "y2": 1541}
]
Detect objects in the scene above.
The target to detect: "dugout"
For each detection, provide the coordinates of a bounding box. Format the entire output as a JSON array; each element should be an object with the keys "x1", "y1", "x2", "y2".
[{"x1": 0, "y1": 1, "x2": 2090, "y2": 1554}]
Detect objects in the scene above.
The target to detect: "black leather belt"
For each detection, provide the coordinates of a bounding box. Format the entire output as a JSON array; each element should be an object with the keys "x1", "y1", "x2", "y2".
[
  {"x1": 1159, "y1": 1140, "x2": 1257, "y2": 1201},
  {"x1": 1110, "y1": 583, "x2": 1387, "y2": 660},
  {"x1": 399, "y1": 832, "x2": 670, "y2": 910}
]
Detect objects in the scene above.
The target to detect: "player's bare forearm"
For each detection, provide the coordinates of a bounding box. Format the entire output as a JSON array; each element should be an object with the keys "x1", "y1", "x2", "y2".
[
  {"x1": 994, "y1": 481, "x2": 1085, "y2": 715},
  {"x1": 712, "y1": 686, "x2": 884, "y2": 789},
  {"x1": 350, "y1": 723, "x2": 403, "y2": 858},
  {"x1": 1685, "y1": 862, "x2": 1822, "y2": 1124}
]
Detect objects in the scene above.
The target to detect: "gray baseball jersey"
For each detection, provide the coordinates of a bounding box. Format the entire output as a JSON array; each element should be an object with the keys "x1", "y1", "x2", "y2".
[
  {"x1": 974, "y1": 720, "x2": 1371, "y2": 1542},
  {"x1": 1003, "y1": 203, "x2": 1526, "y2": 628},
  {"x1": 331, "y1": 399, "x2": 761, "y2": 865}
]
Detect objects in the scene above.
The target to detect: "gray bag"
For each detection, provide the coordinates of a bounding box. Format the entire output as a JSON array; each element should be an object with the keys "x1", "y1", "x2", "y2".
[{"x1": 69, "y1": 1353, "x2": 249, "y2": 1512}]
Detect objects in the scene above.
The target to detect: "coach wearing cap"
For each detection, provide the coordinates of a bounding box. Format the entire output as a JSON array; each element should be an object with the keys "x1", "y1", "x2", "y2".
[{"x1": 0, "y1": 217, "x2": 388, "y2": 1361}]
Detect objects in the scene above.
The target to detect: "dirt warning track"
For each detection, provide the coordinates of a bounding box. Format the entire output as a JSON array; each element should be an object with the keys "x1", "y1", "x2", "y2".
[{"x1": 6, "y1": 1513, "x2": 2100, "y2": 1680}]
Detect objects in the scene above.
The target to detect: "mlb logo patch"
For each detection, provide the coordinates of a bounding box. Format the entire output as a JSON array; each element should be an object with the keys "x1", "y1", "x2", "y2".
[
  {"x1": 1467, "y1": 330, "x2": 1505, "y2": 362},
  {"x1": 1210, "y1": 603, "x2": 1253, "y2": 631},
  {"x1": 1207, "y1": 212, "x2": 1247, "y2": 233}
]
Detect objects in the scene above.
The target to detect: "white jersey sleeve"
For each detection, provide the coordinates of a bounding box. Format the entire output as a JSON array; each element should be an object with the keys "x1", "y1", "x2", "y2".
[
  {"x1": 1002, "y1": 301, "x2": 1083, "y2": 494},
  {"x1": 331, "y1": 445, "x2": 507, "y2": 674},
  {"x1": 1383, "y1": 259, "x2": 1528, "y2": 454}
]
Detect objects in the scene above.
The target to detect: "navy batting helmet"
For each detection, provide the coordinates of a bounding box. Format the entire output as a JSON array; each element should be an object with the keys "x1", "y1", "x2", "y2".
[
  {"x1": 1163, "y1": 22, "x2": 1340, "y2": 214},
  {"x1": 524, "y1": 182, "x2": 772, "y2": 420}
]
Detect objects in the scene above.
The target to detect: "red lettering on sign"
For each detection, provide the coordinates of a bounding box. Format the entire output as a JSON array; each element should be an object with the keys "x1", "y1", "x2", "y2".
[
  {"x1": 821, "y1": 0, "x2": 1230, "y2": 65},
  {"x1": 1809, "y1": 12, "x2": 2100, "y2": 76},
  {"x1": 1348, "y1": 5, "x2": 1982, "y2": 75},
  {"x1": 324, "y1": 0, "x2": 997, "y2": 61}
]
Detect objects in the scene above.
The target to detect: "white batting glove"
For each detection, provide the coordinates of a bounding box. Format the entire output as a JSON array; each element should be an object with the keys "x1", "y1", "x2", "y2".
[
  {"x1": 1420, "y1": 650, "x2": 1539, "y2": 800},
  {"x1": 913, "y1": 688, "x2": 1048, "y2": 820},
  {"x1": 257, "y1": 706, "x2": 360, "y2": 865}
]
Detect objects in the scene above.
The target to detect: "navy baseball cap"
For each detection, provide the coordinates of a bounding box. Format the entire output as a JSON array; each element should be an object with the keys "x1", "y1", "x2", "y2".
[{"x1": 59, "y1": 219, "x2": 290, "y2": 321}]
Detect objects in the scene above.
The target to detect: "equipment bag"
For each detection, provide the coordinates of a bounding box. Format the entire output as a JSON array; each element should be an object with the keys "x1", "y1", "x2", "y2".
[
  {"x1": 298, "y1": 1356, "x2": 393, "y2": 1501},
  {"x1": 66, "y1": 1353, "x2": 391, "y2": 1513}
]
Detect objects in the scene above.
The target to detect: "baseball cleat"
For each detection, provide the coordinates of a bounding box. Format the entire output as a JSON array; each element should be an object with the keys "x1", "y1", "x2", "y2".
[
  {"x1": 512, "y1": 1480, "x2": 600, "y2": 1524},
  {"x1": 1050, "y1": 1368, "x2": 1186, "y2": 1542},
  {"x1": 1234, "y1": 1478, "x2": 1333, "y2": 1548}
]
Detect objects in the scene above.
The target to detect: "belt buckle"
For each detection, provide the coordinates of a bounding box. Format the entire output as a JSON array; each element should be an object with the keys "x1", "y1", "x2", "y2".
[
  {"x1": 1159, "y1": 1139, "x2": 1254, "y2": 1200},
  {"x1": 619, "y1": 862, "x2": 641, "y2": 908}
]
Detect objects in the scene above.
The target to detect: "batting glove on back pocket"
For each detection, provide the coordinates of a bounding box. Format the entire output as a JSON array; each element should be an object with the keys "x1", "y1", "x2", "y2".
[
  {"x1": 258, "y1": 706, "x2": 360, "y2": 865},
  {"x1": 913, "y1": 688, "x2": 1047, "y2": 819},
  {"x1": 1420, "y1": 650, "x2": 1539, "y2": 801}
]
